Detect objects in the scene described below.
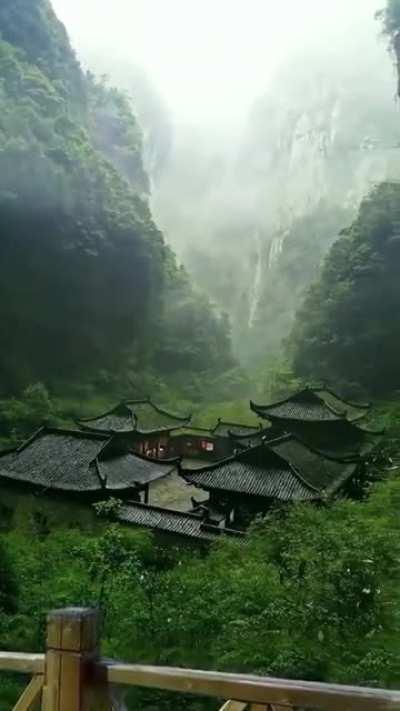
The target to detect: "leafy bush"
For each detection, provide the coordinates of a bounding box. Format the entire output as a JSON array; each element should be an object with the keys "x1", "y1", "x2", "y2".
[{"x1": 1, "y1": 472, "x2": 400, "y2": 709}]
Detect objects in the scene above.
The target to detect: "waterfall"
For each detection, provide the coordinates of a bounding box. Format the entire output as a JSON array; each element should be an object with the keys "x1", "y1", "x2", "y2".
[
  {"x1": 248, "y1": 229, "x2": 263, "y2": 328},
  {"x1": 267, "y1": 234, "x2": 284, "y2": 270}
]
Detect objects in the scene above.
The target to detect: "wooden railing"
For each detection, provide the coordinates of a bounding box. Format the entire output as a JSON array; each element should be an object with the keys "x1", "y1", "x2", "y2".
[{"x1": 1, "y1": 607, "x2": 399, "y2": 710}]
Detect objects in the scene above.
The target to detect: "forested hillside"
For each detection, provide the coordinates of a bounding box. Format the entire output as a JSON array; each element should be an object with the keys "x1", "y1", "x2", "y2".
[
  {"x1": 290, "y1": 3, "x2": 400, "y2": 396},
  {"x1": 148, "y1": 23, "x2": 400, "y2": 363},
  {"x1": 0, "y1": 0, "x2": 233, "y2": 399},
  {"x1": 290, "y1": 183, "x2": 400, "y2": 394}
]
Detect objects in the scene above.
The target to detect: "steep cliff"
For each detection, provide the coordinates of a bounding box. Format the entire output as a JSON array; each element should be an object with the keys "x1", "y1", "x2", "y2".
[
  {"x1": 288, "y1": 1, "x2": 400, "y2": 395},
  {"x1": 243, "y1": 37, "x2": 400, "y2": 360},
  {"x1": 0, "y1": 0, "x2": 233, "y2": 395},
  {"x1": 151, "y1": 30, "x2": 400, "y2": 362}
]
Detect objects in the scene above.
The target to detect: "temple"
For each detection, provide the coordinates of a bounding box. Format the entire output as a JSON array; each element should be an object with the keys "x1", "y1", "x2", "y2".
[
  {"x1": 251, "y1": 388, "x2": 370, "y2": 423},
  {"x1": 0, "y1": 387, "x2": 383, "y2": 542},
  {"x1": 116, "y1": 501, "x2": 244, "y2": 545},
  {"x1": 160, "y1": 420, "x2": 262, "y2": 462},
  {"x1": 0, "y1": 427, "x2": 178, "y2": 504},
  {"x1": 165, "y1": 426, "x2": 226, "y2": 461},
  {"x1": 250, "y1": 388, "x2": 380, "y2": 458},
  {"x1": 181, "y1": 443, "x2": 320, "y2": 527},
  {"x1": 77, "y1": 398, "x2": 192, "y2": 458},
  {"x1": 181, "y1": 431, "x2": 365, "y2": 527},
  {"x1": 77, "y1": 398, "x2": 191, "y2": 435}
]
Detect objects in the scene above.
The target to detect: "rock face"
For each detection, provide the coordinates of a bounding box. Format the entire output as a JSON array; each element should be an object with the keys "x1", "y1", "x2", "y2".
[{"x1": 151, "y1": 33, "x2": 400, "y2": 361}]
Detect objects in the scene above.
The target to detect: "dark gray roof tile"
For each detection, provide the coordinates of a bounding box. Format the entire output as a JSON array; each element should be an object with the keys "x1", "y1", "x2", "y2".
[
  {"x1": 98, "y1": 453, "x2": 177, "y2": 490},
  {"x1": 117, "y1": 501, "x2": 244, "y2": 541},
  {"x1": 0, "y1": 428, "x2": 106, "y2": 492},
  {"x1": 182, "y1": 445, "x2": 319, "y2": 502}
]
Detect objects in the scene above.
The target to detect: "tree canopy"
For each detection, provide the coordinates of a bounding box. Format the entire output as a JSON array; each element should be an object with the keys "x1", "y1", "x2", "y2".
[
  {"x1": 0, "y1": 0, "x2": 234, "y2": 397},
  {"x1": 290, "y1": 183, "x2": 400, "y2": 395}
]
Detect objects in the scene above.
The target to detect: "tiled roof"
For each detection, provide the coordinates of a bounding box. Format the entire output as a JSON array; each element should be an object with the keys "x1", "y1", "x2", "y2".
[
  {"x1": 212, "y1": 420, "x2": 261, "y2": 438},
  {"x1": 314, "y1": 389, "x2": 370, "y2": 422},
  {"x1": 78, "y1": 399, "x2": 191, "y2": 434},
  {"x1": 0, "y1": 428, "x2": 107, "y2": 492},
  {"x1": 251, "y1": 389, "x2": 341, "y2": 422},
  {"x1": 97, "y1": 452, "x2": 177, "y2": 491},
  {"x1": 0, "y1": 428, "x2": 179, "y2": 495},
  {"x1": 169, "y1": 426, "x2": 215, "y2": 439},
  {"x1": 268, "y1": 434, "x2": 359, "y2": 495},
  {"x1": 117, "y1": 501, "x2": 244, "y2": 542},
  {"x1": 126, "y1": 399, "x2": 191, "y2": 433},
  {"x1": 281, "y1": 420, "x2": 381, "y2": 459},
  {"x1": 181, "y1": 445, "x2": 319, "y2": 502},
  {"x1": 230, "y1": 426, "x2": 284, "y2": 449},
  {"x1": 251, "y1": 388, "x2": 371, "y2": 424},
  {"x1": 77, "y1": 403, "x2": 134, "y2": 433}
]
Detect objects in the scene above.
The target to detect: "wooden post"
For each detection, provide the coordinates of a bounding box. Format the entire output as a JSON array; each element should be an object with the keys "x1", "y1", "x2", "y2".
[{"x1": 41, "y1": 607, "x2": 118, "y2": 711}]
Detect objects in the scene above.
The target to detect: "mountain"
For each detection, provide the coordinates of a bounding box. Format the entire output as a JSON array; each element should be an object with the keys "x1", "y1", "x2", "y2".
[
  {"x1": 0, "y1": 0, "x2": 233, "y2": 396},
  {"x1": 290, "y1": 182, "x2": 400, "y2": 395},
  {"x1": 288, "y1": 2, "x2": 400, "y2": 396},
  {"x1": 149, "y1": 28, "x2": 400, "y2": 363}
]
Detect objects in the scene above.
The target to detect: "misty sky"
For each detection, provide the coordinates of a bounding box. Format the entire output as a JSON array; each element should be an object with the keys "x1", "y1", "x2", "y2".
[{"x1": 52, "y1": 0, "x2": 385, "y2": 125}]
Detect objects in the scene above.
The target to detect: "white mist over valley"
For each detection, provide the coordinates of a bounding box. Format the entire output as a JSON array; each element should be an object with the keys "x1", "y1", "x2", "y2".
[{"x1": 52, "y1": 0, "x2": 400, "y2": 362}]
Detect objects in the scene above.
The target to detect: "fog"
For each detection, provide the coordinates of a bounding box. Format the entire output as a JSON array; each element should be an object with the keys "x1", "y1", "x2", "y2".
[
  {"x1": 51, "y1": 0, "x2": 399, "y2": 364},
  {"x1": 52, "y1": 0, "x2": 384, "y2": 126}
]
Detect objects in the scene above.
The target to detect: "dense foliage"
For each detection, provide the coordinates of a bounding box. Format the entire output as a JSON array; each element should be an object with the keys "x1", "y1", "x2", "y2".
[
  {"x1": 0, "y1": 470, "x2": 399, "y2": 708},
  {"x1": 0, "y1": 0, "x2": 234, "y2": 397},
  {"x1": 290, "y1": 183, "x2": 400, "y2": 394}
]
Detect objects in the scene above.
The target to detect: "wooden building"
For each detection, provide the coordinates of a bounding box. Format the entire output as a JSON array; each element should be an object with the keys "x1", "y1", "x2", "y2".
[
  {"x1": 164, "y1": 421, "x2": 262, "y2": 462},
  {"x1": 0, "y1": 427, "x2": 178, "y2": 506},
  {"x1": 166, "y1": 427, "x2": 223, "y2": 460},
  {"x1": 250, "y1": 388, "x2": 381, "y2": 458},
  {"x1": 116, "y1": 501, "x2": 244, "y2": 546},
  {"x1": 181, "y1": 433, "x2": 364, "y2": 528},
  {"x1": 181, "y1": 442, "x2": 319, "y2": 527},
  {"x1": 76, "y1": 399, "x2": 192, "y2": 458}
]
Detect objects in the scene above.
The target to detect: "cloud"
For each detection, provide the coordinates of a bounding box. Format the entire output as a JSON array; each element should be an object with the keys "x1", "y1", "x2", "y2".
[{"x1": 52, "y1": 0, "x2": 384, "y2": 124}]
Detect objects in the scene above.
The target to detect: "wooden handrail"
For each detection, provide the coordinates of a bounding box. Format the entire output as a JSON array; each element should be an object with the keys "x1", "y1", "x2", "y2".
[
  {"x1": 0, "y1": 652, "x2": 44, "y2": 674},
  {"x1": 98, "y1": 662, "x2": 400, "y2": 710},
  {"x1": 1, "y1": 608, "x2": 399, "y2": 710}
]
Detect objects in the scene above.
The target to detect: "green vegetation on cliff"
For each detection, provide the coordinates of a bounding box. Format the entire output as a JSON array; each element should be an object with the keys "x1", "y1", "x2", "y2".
[
  {"x1": 0, "y1": 0, "x2": 234, "y2": 399},
  {"x1": 290, "y1": 183, "x2": 400, "y2": 395}
]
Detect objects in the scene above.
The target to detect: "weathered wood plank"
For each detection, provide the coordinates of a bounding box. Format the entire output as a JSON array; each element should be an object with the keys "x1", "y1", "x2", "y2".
[
  {"x1": 41, "y1": 607, "x2": 115, "y2": 711},
  {"x1": 101, "y1": 663, "x2": 400, "y2": 710},
  {"x1": 13, "y1": 675, "x2": 43, "y2": 711},
  {"x1": 219, "y1": 702, "x2": 248, "y2": 711},
  {"x1": 0, "y1": 653, "x2": 44, "y2": 675}
]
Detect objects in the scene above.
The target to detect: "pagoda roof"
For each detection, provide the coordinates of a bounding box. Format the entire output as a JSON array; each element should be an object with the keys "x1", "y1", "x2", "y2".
[
  {"x1": 267, "y1": 433, "x2": 359, "y2": 496},
  {"x1": 97, "y1": 448, "x2": 177, "y2": 492},
  {"x1": 314, "y1": 388, "x2": 370, "y2": 422},
  {"x1": 277, "y1": 419, "x2": 382, "y2": 459},
  {"x1": 77, "y1": 399, "x2": 191, "y2": 435},
  {"x1": 230, "y1": 425, "x2": 284, "y2": 448},
  {"x1": 77, "y1": 402, "x2": 134, "y2": 434},
  {"x1": 250, "y1": 387, "x2": 370, "y2": 424},
  {"x1": 0, "y1": 427, "x2": 177, "y2": 495},
  {"x1": 117, "y1": 501, "x2": 244, "y2": 542},
  {"x1": 180, "y1": 444, "x2": 319, "y2": 502},
  {"x1": 212, "y1": 420, "x2": 262, "y2": 438},
  {"x1": 168, "y1": 426, "x2": 215, "y2": 439}
]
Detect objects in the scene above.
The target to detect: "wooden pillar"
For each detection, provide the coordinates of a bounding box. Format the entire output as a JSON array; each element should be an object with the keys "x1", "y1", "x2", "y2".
[
  {"x1": 41, "y1": 607, "x2": 116, "y2": 711},
  {"x1": 144, "y1": 484, "x2": 149, "y2": 504}
]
